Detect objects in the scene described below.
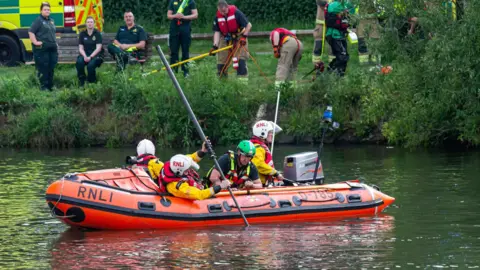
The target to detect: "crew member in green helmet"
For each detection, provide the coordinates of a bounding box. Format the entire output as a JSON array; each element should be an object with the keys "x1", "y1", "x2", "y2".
[{"x1": 205, "y1": 140, "x2": 262, "y2": 189}]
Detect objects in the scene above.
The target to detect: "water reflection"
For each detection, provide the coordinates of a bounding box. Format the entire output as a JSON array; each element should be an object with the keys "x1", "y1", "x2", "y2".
[
  {"x1": 50, "y1": 216, "x2": 395, "y2": 269},
  {"x1": 1, "y1": 146, "x2": 480, "y2": 269}
]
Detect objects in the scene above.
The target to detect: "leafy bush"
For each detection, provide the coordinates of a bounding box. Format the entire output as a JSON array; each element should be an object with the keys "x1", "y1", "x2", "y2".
[
  {"x1": 370, "y1": 1, "x2": 480, "y2": 146},
  {"x1": 10, "y1": 105, "x2": 88, "y2": 148},
  {"x1": 102, "y1": 0, "x2": 316, "y2": 31},
  {"x1": 140, "y1": 66, "x2": 266, "y2": 147}
]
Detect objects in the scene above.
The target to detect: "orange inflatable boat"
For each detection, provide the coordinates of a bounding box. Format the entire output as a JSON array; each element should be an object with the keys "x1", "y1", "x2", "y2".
[{"x1": 45, "y1": 167, "x2": 395, "y2": 230}]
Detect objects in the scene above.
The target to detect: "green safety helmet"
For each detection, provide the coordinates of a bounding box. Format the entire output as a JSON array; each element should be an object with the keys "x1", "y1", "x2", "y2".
[{"x1": 236, "y1": 140, "x2": 256, "y2": 157}]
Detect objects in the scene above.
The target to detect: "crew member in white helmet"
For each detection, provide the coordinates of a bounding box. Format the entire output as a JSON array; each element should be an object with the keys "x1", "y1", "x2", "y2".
[
  {"x1": 250, "y1": 120, "x2": 284, "y2": 186},
  {"x1": 128, "y1": 139, "x2": 208, "y2": 184},
  {"x1": 159, "y1": 154, "x2": 231, "y2": 200},
  {"x1": 128, "y1": 139, "x2": 158, "y2": 167}
]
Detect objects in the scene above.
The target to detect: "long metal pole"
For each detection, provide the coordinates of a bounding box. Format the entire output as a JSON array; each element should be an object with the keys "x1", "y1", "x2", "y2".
[{"x1": 155, "y1": 45, "x2": 249, "y2": 226}]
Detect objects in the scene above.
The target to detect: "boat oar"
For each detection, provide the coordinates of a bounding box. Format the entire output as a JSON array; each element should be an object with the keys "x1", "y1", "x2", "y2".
[
  {"x1": 216, "y1": 179, "x2": 361, "y2": 197},
  {"x1": 155, "y1": 45, "x2": 250, "y2": 227},
  {"x1": 215, "y1": 184, "x2": 352, "y2": 197}
]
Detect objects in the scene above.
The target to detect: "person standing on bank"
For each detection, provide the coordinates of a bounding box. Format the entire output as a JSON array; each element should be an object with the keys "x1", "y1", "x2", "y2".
[
  {"x1": 210, "y1": 0, "x2": 252, "y2": 82},
  {"x1": 76, "y1": 16, "x2": 103, "y2": 86},
  {"x1": 325, "y1": 0, "x2": 350, "y2": 76},
  {"x1": 270, "y1": 28, "x2": 304, "y2": 89},
  {"x1": 312, "y1": 0, "x2": 328, "y2": 72},
  {"x1": 167, "y1": 0, "x2": 198, "y2": 78},
  {"x1": 28, "y1": 2, "x2": 58, "y2": 91}
]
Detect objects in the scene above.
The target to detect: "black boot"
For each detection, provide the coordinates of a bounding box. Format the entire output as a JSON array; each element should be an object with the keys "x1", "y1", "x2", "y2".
[
  {"x1": 217, "y1": 64, "x2": 227, "y2": 78},
  {"x1": 358, "y1": 38, "x2": 368, "y2": 54}
]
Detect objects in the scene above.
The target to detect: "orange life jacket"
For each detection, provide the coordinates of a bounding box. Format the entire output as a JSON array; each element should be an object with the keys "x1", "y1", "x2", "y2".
[
  {"x1": 206, "y1": 151, "x2": 251, "y2": 188},
  {"x1": 250, "y1": 137, "x2": 274, "y2": 167},
  {"x1": 216, "y1": 5, "x2": 240, "y2": 36},
  {"x1": 270, "y1": 28, "x2": 297, "y2": 47},
  {"x1": 159, "y1": 161, "x2": 204, "y2": 193},
  {"x1": 135, "y1": 154, "x2": 157, "y2": 167},
  {"x1": 224, "y1": 151, "x2": 251, "y2": 187}
]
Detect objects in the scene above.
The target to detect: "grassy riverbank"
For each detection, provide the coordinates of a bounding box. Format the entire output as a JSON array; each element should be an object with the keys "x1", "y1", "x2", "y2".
[
  {"x1": 2, "y1": 1, "x2": 480, "y2": 149},
  {"x1": 0, "y1": 53, "x2": 322, "y2": 148},
  {"x1": 1, "y1": 45, "x2": 477, "y2": 149}
]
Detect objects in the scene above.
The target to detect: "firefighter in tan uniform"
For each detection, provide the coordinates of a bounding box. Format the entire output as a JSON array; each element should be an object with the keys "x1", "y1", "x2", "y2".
[
  {"x1": 270, "y1": 28, "x2": 304, "y2": 89},
  {"x1": 312, "y1": 0, "x2": 329, "y2": 71},
  {"x1": 209, "y1": 0, "x2": 252, "y2": 82},
  {"x1": 357, "y1": 0, "x2": 382, "y2": 60}
]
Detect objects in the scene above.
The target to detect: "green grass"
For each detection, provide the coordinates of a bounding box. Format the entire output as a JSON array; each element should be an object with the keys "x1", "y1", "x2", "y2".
[
  {"x1": 0, "y1": 65, "x2": 36, "y2": 79},
  {"x1": 7, "y1": 34, "x2": 360, "y2": 84},
  {"x1": 152, "y1": 36, "x2": 316, "y2": 56}
]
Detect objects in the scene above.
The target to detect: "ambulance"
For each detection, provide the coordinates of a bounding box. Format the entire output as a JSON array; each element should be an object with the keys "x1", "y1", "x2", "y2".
[{"x1": 0, "y1": 0, "x2": 103, "y2": 66}]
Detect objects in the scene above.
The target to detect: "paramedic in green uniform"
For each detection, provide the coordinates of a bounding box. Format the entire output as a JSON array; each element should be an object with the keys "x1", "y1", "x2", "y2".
[
  {"x1": 28, "y1": 2, "x2": 58, "y2": 91},
  {"x1": 76, "y1": 16, "x2": 103, "y2": 86},
  {"x1": 167, "y1": 0, "x2": 198, "y2": 77},
  {"x1": 107, "y1": 11, "x2": 147, "y2": 71}
]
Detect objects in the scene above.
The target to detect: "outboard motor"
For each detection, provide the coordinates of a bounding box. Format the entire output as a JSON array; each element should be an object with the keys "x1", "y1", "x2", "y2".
[{"x1": 283, "y1": 152, "x2": 324, "y2": 185}]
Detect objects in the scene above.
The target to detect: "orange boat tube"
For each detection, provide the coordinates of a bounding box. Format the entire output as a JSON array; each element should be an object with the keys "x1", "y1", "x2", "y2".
[{"x1": 45, "y1": 168, "x2": 395, "y2": 230}]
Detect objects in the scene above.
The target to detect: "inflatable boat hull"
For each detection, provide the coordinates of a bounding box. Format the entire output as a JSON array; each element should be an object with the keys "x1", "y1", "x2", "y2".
[{"x1": 45, "y1": 168, "x2": 395, "y2": 230}]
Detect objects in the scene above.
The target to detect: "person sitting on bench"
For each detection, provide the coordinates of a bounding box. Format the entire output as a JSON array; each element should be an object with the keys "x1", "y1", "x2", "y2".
[{"x1": 107, "y1": 10, "x2": 147, "y2": 71}]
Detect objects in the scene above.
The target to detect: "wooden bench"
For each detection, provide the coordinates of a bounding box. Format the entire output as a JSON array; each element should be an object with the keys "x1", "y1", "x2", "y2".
[{"x1": 55, "y1": 32, "x2": 154, "y2": 66}]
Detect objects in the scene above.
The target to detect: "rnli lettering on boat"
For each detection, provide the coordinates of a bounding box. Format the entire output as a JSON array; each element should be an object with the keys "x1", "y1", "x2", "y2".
[{"x1": 77, "y1": 186, "x2": 113, "y2": 203}]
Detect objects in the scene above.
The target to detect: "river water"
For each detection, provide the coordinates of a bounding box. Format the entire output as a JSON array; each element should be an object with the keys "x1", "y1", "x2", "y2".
[{"x1": 0, "y1": 145, "x2": 479, "y2": 269}]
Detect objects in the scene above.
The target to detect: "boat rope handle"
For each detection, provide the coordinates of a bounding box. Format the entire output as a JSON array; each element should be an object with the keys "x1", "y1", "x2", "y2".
[
  {"x1": 49, "y1": 173, "x2": 73, "y2": 218},
  {"x1": 51, "y1": 214, "x2": 76, "y2": 219}
]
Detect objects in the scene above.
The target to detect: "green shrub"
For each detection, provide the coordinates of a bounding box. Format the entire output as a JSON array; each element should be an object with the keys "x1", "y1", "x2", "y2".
[
  {"x1": 11, "y1": 105, "x2": 88, "y2": 148},
  {"x1": 0, "y1": 76, "x2": 52, "y2": 114},
  {"x1": 140, "y1": 64, "x2": 266, "y2": 147},
  {"x1": 370, "y1": 1, "x2": 480, "y2": 147},
  {"x1": 102, "y1": 0, "x2": 316, "y2": 32}
]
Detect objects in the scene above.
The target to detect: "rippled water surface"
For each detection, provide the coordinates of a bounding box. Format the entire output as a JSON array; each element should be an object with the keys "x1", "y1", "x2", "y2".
[{"x1": 0, "y1": 145, "x2": 479, "y2": 269}]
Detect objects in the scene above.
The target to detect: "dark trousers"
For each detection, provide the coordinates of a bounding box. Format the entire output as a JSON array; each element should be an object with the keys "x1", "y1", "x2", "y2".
[
  {"x1": 326, "y1": 36, "x2": 349, "y2": 76},
  {"x1": 33, "y1": 47, "x2": 58, "y2": 90},
  {"x1": 107, "y1": 44, "x2": 144, "y2": 71},
  {"x1": 107, "y1": 44, "x2": 128, "y2": 71},
  {"x1": 76, "y1": 56, "x2": 103, "y2": 85},
  {"x1": 169, "y1": 26, "x2": 191, "y2": 75}
]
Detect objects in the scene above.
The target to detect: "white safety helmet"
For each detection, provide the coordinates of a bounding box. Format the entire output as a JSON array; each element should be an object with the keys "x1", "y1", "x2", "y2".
[
  {"x1": 136, "y1": 139, "x2": 155, "y2": 156},
  {"x1": 170, "y1": 154, "x2": 200, "y2": 176},
  {"x1": 252, "y1": 120, "x2": 283, "y2": 139}
]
